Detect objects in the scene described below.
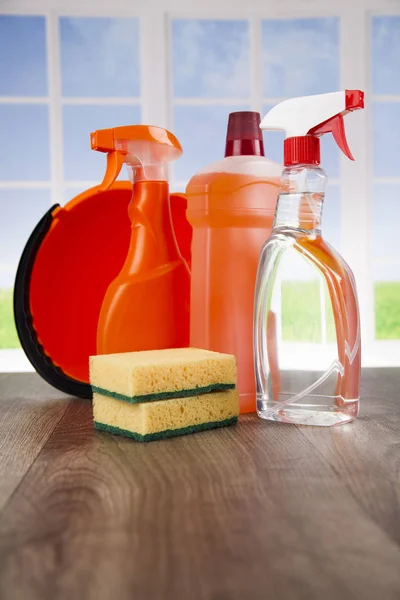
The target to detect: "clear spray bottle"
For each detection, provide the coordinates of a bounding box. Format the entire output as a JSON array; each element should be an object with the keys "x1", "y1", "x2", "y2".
[{"x1": 254, "y1": 90, "x2": 364, "y2": 426}]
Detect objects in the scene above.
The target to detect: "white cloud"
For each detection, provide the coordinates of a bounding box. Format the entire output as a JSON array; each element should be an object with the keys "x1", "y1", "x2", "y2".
[
  {"x1": 372, "y1": 16, "x2": 400, "y2": 93},
  {"x1": 262, "y1": 19, "x2": 339, "y2": 96},
  {"x1": 172, "y1": 19, "x2": 250, "y2": 97},
  {"x1": 60, "y1": 17, "x2": 140, "y2": 96}
]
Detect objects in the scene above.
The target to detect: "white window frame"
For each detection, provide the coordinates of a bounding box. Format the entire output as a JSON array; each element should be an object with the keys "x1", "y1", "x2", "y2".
[{"x1": 1, "y1": 0, "x2": 400, "y2": 371}]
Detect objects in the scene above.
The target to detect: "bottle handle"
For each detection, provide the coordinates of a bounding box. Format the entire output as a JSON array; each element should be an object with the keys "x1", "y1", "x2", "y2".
[
  {"x1": 254, "y1": 243, "x2": 283, "y2": 404},
  {"x1": 296, "y1": 239, "x2": 361, "y2": 403},
  {"x1": 267, "y1": 310, "x2": 281, "y2": 401},
  {"x1": 170, "y1": 193, "x2": 192, "y2": 270}
]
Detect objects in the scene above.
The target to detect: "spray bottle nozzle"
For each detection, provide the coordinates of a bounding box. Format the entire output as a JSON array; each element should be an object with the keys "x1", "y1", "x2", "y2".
[
  {"x1": 261, "y1": 90, "x2": 364, "y2": 166},
  {"x1": 91, "y1": 125, "x2": 182, "y2": 191},
  {"x1": 345, "y1": 89, "x2": 364, "y2": 111}
]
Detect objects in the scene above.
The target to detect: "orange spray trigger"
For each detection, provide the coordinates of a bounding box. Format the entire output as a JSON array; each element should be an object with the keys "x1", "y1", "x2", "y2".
[
  {"x1": 91, "y1": 125, "x2": 183, "y2": 188},
  {"x1": 90, "y1": 127, "x2": 127, "y2": 191},
  {"x1": 99, "y1": 150, "x2": 128, "y2": 191}
]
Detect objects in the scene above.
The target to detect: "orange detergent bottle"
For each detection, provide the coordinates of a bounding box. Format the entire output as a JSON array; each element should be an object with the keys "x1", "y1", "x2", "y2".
[
  {"x1": 185, "y1": 112, "x2": 281, "y2": 413},
  {"x1": 91, "y1": 125, "x2": 190, "y2": 355}
]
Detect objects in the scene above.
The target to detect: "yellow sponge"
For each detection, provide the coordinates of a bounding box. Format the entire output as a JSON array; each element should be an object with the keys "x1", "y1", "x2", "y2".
[
  {"x1": 93, "y1": 389, "x2": 239, "y2": 442},
  {"x1": 90, "y1": 348, "x2": 236, "y2": 403}
]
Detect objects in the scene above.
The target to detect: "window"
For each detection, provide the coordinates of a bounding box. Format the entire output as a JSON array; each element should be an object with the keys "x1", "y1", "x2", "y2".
[
  {"x1": 171, "y1": 19, "x2": 250, "y2": 187},
  {"x1": 170, "y1": 16, "x2": 341, "y2": 246},
  {"x1": 0, "y1": 13, "x2": 141, "y2": 368},
  {"x1": 1, "y1": 1, "x2": 400, "y2": 370},
  {"x1": 170, "y1": 15, "x2": 341, "y2": 352},
  {"x1": 371, "y1": 16, "x2": 400, "y2": 341},
  {"x1": 261, "y1": 17, "x2": 341, "y2": 251},
  {"x1": 0, "y1": 15, "x2": 50, "y2": 369},
  {"x1": 59, "y1": 17, "x2": 141, "y2": 187}
]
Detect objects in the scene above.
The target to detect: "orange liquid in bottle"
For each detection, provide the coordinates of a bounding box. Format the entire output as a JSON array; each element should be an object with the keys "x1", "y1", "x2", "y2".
[
  {"x1": 186, "y1": 167, "x2": 280, "y2": 413},
  {"x1": 296, "y1": 236, "x2": 361, "y2": 404},
  {"x1": 296, "y1": 194, "x2": 361, "y2": 403}
]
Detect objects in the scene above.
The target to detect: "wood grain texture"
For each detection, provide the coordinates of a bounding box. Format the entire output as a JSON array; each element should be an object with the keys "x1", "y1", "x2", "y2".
[
  {"x1": 0, "y1": 370, "x2": 399, "y2": 600},
  {"x1": 0, "y1": 374, "x2": 69, "y2": 511}
]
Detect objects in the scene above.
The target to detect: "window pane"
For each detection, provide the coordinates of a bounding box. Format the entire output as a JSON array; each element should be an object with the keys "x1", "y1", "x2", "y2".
[
  {"x1": 372, "y1": 101, "x2": 400, "y2": 178},
  {"x1": 171, "y1": 19, "x2": 250, "y2": 98},
  {"x1": 0, "y1": 189, "x2": 51, "y2": 280},
  {"x1": 60, "y1": 17, "x2": 140, "y2": 97},
  {"x1": 0, "y1": 105, "x2": 50, "y2": 181},
  {"x1": 372, "y1": 183, "x2": 400, "y2": 339},
  {"x1": 262, "y1": 127, "x2": 285, "y2": 165},
  {"x1": 0, "y1": 16, "x2": 47, "y2": 97},
  {"x1": 262, "y1": 18, "x2": 339, "y2": 98},
  {"x1": 172, "y1": 105, "x2": 248, "y2": 182},
  {"x1": 62, "y1": 105, "x2": 141, "y2": 181},
  {"x1": 262, "y1": 104, "x2": 340, "y2": 178},
  {"x1": 64, "y1": 186, "x2": 92, "y2": 203},
  {"x1": 372, "y1": 16, "x2": 400, "y2": 95},
  {"x1": 0, "y1": 188, "x2": 50, "y2": 348},
  {"x1": 323, "y1": 184, "x2": 341, "y2": 250}
]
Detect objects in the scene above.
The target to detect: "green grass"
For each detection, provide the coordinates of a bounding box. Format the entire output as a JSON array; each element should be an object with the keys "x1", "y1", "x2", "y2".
[
  {"x1": 281, "y1": 280, "x2": 322, "y2": 342},
  {"x1": 280, "y1": 281, "x2": 336, "y2": 343},
  {"x1": 0, "y1": 289, "x2": 20, "y2": 348},
  {"x1": 0, "y1": 283, "x2": 399, "y2": 349},
  {"x1": 375, "y1": 282, "x2": 400, "y2": 339},
  {"x1": 282, "y1": 281, "x2": 400, "y2": 342}
]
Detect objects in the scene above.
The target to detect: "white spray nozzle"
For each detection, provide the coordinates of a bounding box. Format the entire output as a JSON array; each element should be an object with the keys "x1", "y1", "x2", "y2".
[{"x1": 260, "y1": 90, "x2": 364, "y2": 164}]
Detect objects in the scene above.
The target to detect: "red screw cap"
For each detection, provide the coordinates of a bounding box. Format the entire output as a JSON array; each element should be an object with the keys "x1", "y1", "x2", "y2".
[
  {"x1": 225, "y1": 111, "x2": 265, "y2": 157},
  {"x1": 284, "y1": 136, "x2": 320, "y2": 166}
]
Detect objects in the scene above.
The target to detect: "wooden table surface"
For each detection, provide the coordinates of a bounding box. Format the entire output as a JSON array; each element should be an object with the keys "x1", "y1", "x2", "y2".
[{"x1": 0, "y1": 370, "x2": 399, "y2": 600}]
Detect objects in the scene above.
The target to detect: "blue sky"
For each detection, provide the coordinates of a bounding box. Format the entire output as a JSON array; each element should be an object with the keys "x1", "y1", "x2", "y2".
[
  {"x1": 0, "y1": 16, "x2": 47, "y2": 96},
  {"x1": 0, "y1": 14, "x2": 399, "y2": 287},
  {"x1": 0, "y1": 189, "x2": 51, "y2": 287},
  {"x1": 0, "y1": 104, "x2": 50, "y2": 181},
  {"x1": 372, "y1": 16, "x2": 400, "y2": 94},
  {"x1": 372, "y1": 102, "x2": 400, "y2": 177},
  {"x1": 173, "y1": 104, "x2": 249, "y2": 180},
  {"x1": 262, "y1": 18, "x2": 339, "y2": 97},
  {"x1": 63, "y1": 105, "x2": 141, "y2": 180},
  {"x1": 172, "y1": 20, "x2": 250, "y2": 98},
  {"x1": 372, "y1": 184, "x2": 400, "y2": 281},
  {"x1": 59, "y1": 17, "x2": 140, "y2": 97}
]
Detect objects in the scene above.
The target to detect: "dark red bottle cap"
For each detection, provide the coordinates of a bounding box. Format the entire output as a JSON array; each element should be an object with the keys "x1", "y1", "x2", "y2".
[
  {"x1": 224, "y1": 111, "x2": 265, "y2": 157},
  {"x1": 284, "y1": 136, "x2": 320, "y2": 166}
]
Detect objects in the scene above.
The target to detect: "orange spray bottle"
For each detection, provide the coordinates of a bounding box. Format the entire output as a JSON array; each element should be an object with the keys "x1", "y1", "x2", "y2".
[
  {"x1": 185, "y1": 112, "x2": 282, "y2": 414},
  {"x1": 91, "y1": 125, "x2": 190, "y2": 355}
]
